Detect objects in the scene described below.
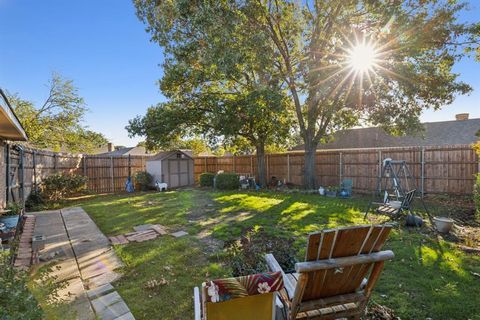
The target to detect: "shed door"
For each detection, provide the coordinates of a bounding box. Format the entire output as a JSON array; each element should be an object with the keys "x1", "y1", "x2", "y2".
[{"x1": 168, "y1": 159, "x2": 191, "y2": 188}]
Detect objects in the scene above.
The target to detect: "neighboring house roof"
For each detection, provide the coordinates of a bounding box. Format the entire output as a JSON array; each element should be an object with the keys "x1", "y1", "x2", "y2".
[
  {"x1": 0, "y1": 89, "x2": 28, "y2": 141},
  {"x1": 147, "y1": 149, "x2": 193, "y2": 161},
  {"x1": 96, "y1": 146, "x2": 152, "y2": 156},
  {"x1": 291, "y1": 118, "x2": 480, "y2": 151}
]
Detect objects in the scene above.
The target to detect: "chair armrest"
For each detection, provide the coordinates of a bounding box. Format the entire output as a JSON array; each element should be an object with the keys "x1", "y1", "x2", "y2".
[
  {"x1": 265, "y1": 253, "x2": 296, "y2": 299},
  {"x1": 295, "y1": 250, "x2": 394, "y2": 273},
  {"x1": 194, "y1": 287, "x2": 201, "y2": 320}
]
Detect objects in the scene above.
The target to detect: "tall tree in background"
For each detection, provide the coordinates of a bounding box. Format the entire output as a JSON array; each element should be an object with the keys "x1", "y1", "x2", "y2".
[
  {"x1": 245, "y1": 0, "x2": 479, "y2": 188},
  {"x1": 134, "y1": 0, "x2": 478, "y2": 188},
  {"x1": 8, "y1": 73, "x2": 107, "y2": 153},
  {"x1": 131, "y1": 1, "x2": 293, "y2": 186}
]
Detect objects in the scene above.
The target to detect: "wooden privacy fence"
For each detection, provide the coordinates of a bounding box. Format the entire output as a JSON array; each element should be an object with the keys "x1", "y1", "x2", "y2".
[
  {"x1": 194, "y1": 145, "x2": 479, "y2": 195},
  {"x1": 1, "y1": 144, "x2": 151, "y2": 207},
  {"x1": 1, "y1": 143, "x2": 478, "y2": 208}
]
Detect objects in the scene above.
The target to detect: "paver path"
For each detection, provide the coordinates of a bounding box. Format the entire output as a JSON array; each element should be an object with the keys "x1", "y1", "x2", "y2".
[{"x1": 32, "y1": 208, "x2": 133, "y2": 320}]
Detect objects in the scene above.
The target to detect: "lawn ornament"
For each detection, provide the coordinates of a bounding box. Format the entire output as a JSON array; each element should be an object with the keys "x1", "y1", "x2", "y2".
[
  {"x1": 125, "y1": 176, "x2": 134, "y2": 193},
  {"x1": 156, "y1": 181, "x2": 168, "y2": 191}
]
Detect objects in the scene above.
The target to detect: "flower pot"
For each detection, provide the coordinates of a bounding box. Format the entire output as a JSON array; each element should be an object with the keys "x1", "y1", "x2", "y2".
[
  {"x1": 325, "y1": 191, "x2": 337, "y2": 198},
  {"x1": 433, "y1": 217, "x2": 454, "y2": 233}
]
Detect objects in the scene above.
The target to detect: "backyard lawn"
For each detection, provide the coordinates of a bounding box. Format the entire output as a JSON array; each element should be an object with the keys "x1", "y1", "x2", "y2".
[{"x1": 70, "y1": 189, "x2": 480, "y2": 320}]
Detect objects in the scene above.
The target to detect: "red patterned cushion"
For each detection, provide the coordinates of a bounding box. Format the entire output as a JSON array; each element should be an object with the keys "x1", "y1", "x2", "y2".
[{"x1": 205, "y1": 271, "x2": 284, "y2": 303}]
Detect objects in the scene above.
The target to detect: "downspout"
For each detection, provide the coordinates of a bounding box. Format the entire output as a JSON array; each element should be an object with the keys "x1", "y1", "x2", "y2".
[{"x1": 5, "y1": 143, "x2": 9, "y2": 204}]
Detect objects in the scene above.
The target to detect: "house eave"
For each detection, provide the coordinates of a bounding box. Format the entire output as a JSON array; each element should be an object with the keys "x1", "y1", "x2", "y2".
[{"x1": 0, "y1": 89, "x2": 28, "y2": 141}]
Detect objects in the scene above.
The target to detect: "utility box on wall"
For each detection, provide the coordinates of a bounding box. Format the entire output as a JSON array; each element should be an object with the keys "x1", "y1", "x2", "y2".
[{"x1": 146, "y1": 150, "x2": 194, "y2": 188}]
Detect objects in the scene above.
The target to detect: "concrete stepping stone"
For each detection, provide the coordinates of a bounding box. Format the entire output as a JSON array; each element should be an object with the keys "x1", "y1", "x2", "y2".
[
  {"x1": 98, "y1": 301, "x2": 130, "y2": 320},
  {"x1": 133, "y1": 224, "x2": 154, "y2": 232},
  {"x1": 171, "y1": 230, "x2": 188, "y2": 238},
  {"x1": 109, "y1": 235, "x2": 129, "y2": 245},
  {"x1": 91, "y1": 291, "x2": 123, "y2": 314},
  {"x1": 86, "y1": 283, "x2": 115, "y2": 299},
  {"x1": 125, "y1": 230, "x2": 158, "y2": 242},
  {"x1": 115, "y1": 312, "x2": 135, "y2": 320},
  {"x1": 151, "y1": 224, "x2": 168, "y2": 235}
]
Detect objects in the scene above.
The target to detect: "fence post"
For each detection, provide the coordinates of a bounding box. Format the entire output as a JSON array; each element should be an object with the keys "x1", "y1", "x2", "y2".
[
  {"x1": 204, "y1": 157, "x2": 207, "y2": 173},
  {"x1": 233, "y1": 155, "x2": 236, "y2": 173},
  {"x1": 287, "y1": 154, "x2": 291, "y2": 182},
  {"x1": 377, "y1": 150, "x2": 382, "y2": 193},
  {"x1": 110, "y1": 156, "x2": 114, "y2": 192},
  {"x1": 32, "y1": 151, "x2": 37, "y2": 192},
  {"x1": 250, "y1": 155, "x2": 254, "y2": 176},
  {"x1": 421, "y1": 147, "x2": 425, "y2": 198},
  {"x1": 339, "y1": 152, "x2": 343, "y2": 184},
  {"x1": 53, "y1": 153, "x2": 57, "y2": 173}
]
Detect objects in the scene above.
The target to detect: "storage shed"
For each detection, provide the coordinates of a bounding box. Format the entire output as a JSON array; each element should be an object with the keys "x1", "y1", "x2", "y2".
[{"x1": 146, "y1": 150, "x2": 194, "y2": 188}]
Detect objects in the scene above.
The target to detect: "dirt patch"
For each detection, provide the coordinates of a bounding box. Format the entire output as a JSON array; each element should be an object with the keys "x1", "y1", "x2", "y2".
[{"x1": 187, "y1": 191, "x2": 224, "y2": 254}]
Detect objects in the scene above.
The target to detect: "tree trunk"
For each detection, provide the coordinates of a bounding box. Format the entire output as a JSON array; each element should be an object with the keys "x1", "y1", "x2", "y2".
[
  {"x1": 304, "y1": 136, "x2": 318, "y2": 190},
  {"x1": 256, "y1": 143, "x2": 267, "y2": 187}
]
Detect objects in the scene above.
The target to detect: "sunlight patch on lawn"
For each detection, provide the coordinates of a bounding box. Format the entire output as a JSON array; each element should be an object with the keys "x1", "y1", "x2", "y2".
[{"x1": 215, "y1": 194, "x2": 283, "y2": 213}]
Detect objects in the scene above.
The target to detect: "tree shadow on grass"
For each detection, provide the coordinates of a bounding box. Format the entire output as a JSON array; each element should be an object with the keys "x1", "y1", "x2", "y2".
[
  {"x1": 375, "y1": 227, "x2": 480, "y2": 319},
  {"x1": 207, "y1": 191, "x2": 373, "y2": 244}
]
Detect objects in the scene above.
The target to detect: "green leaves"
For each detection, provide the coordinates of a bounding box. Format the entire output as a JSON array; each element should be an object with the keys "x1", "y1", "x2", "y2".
[{"x1": 7, "y1": 73, "x2": 108, "y2": 153}]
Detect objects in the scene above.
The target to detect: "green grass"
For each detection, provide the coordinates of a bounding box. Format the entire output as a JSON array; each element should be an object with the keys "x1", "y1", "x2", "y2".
[{"x1": 68, "y1": 189, "x2": 480, "y2": 320}]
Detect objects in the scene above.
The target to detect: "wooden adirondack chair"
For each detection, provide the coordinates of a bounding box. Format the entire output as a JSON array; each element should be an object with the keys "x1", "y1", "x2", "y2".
[
  {"x1": 193, "y1": 271, "x2": 284, "y2": 320},
  {"x1": 265, "y1": 225, "x2": 394, "y2": 320}
]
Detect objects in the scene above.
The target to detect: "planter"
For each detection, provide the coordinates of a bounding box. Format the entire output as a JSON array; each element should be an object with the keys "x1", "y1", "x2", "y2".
[
  {"x1": 433, "y1": 217, "x2": 454, "y2": 233},
  {"x1": 325, "y1": 191, "x2": 337, "y2": 198}
]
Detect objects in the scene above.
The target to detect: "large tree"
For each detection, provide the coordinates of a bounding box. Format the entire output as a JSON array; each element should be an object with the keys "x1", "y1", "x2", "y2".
[
  {"x1": 131, "y1": 1, "x2": 293, "y2": 186},
  {"x1": 134, "y1": 0, "x2": 478, "y2": 189},
  {"x1": 8, "y1": 73, "x2": 107, "y2": 153},
  {"x1": 244, "y1": 0, "x2": 479, "y2": 188}
]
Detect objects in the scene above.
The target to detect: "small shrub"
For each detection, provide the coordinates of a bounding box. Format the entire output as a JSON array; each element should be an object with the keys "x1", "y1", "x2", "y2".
[
  {"x1": 25, "y1": 190, "x2": 45, "y2": 211},
  {"x1": 199, "y1": 172, "x2": 215, "y2": 187},
  {"x1": 0, "y1": 252, "x2": 43, "y2": 319},
  {"x1": 5, "y1": 202, "x2": 23, "y2": 215},
  {"x1": 134, "y1": 171, "x2": 153, "y2": 191},
  {"x1": 41, "y1": 173, "x2": 88, "y2": 202},
  {"x1": 215, "y1": 173, "x2": 239, "y2": 190},
  {"x1": 225, "y1": 227, "x2": 297, "y2": 277},
  {"x1": 474, "y1": 174, "x2": 480, "y2": 220}
]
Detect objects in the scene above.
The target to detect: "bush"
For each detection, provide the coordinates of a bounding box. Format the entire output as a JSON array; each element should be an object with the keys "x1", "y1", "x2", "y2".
[
  {"x1": 0, "y1": 252, "x2": 43, "y2": 319},
  {"x1": 199, "y1": 172, "x2": 215, "y2": 187},
  {"x1": 134, "y1": 171, "x2": 153, "y2": 191},
  {"x1": 225, "y1": 227, "x2": 297, "y2": 277},
  {"x1": 6, "y1": 202, "x2": 23, "y2": 215},
  {"x1": 41, "y1": 173, "x2": 88, "y2": 202},
  {"x1": 474, "y1": 174, "x2": 480, "y2": 220},
  {"x1": 215, "y1": 172, "x2": 240, "y2": 190},
  {"x1": 25, "y1": 190, "x2": 45, "y2": 211}
]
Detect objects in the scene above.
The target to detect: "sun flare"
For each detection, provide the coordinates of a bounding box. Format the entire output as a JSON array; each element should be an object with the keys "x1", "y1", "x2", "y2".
[{"x1": 348, "y1": 43, "x2": 378, "y2": 72}]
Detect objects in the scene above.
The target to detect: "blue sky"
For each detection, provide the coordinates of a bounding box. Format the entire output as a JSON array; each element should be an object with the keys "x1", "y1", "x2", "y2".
[{"x1": 0, "y1": 1, "x2": 479, "y2": 147}]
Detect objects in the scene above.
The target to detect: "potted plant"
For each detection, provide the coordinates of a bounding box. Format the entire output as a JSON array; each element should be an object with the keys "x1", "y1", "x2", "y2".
[
  {"x1": 325, "y1": 186, "x2": 338, "y2": 198},
  {"x1": 134, "y1": 171, "x2": 153, "y2": 191}
]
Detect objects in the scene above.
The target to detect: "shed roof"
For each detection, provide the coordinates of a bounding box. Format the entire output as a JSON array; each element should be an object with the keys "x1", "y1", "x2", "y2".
[
  {"x1": 147, "y1": 149, "x2": 194, "y2": 161},
  {"x1": 0, "y1": 89, "x2": 28, "y2": 141},
  {"x1": 291, "y1": 118, "x2": 480, "y2": 150}
]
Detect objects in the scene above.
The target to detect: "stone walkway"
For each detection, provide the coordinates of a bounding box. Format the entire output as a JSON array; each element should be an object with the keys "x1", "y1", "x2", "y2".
[{"x1": 31, "y1": 208, "x2": 134, "y2": 320}]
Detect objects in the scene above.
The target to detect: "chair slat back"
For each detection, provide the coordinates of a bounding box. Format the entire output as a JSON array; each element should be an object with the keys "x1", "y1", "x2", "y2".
[
  {"x1": 302, "y1": 225, "x2": 392, "y2": 301},
  {"x1": 401, "y1": 189, "x2": 416, "y2": 209}
]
